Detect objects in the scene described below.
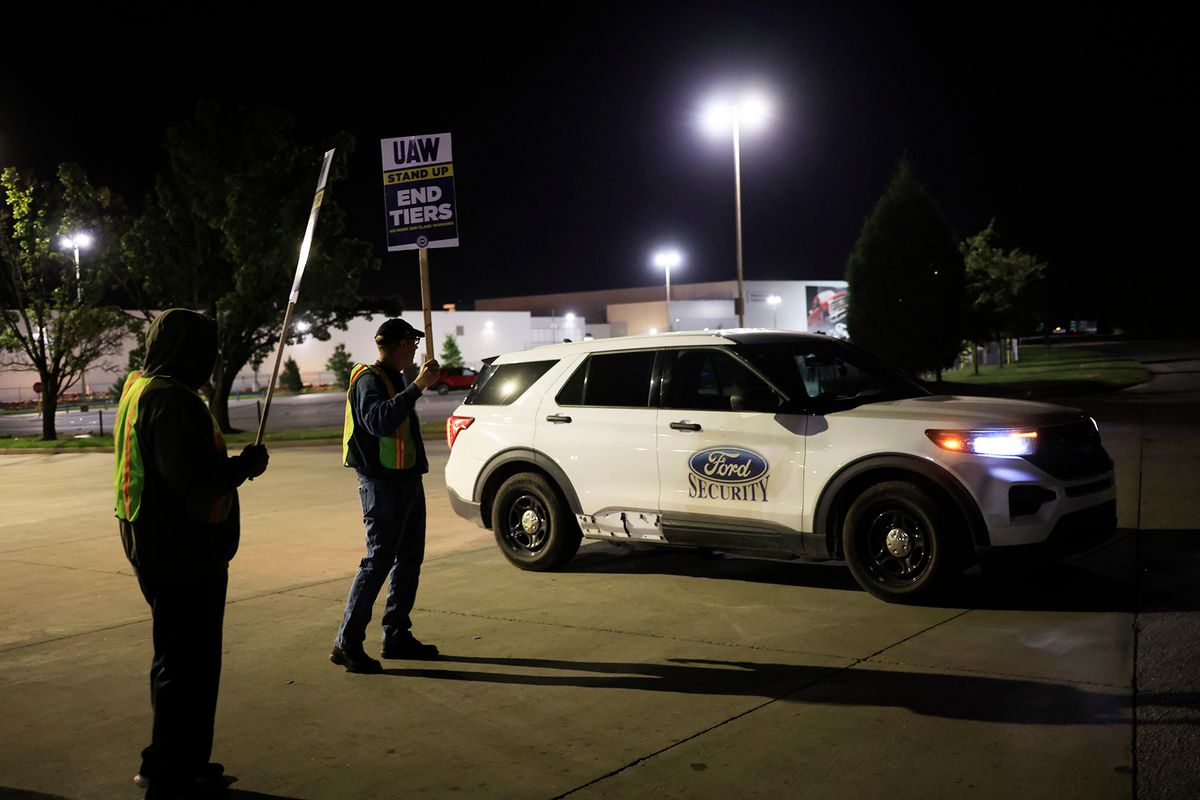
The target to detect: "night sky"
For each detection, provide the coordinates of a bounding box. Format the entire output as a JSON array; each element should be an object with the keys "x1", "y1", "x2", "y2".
[{"x1": 3, "y1": 4, "x2": 1194, "y2": 326}]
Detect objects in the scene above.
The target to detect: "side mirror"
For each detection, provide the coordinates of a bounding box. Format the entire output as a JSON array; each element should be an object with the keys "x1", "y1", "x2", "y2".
[{"x1": 730, "y1": 386, "x2": 780, "y2": 413}]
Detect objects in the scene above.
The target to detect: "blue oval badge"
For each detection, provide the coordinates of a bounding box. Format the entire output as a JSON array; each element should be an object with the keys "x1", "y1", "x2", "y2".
[{"x1": 688, "y1": 448, "x2": 769, "y2": 485}]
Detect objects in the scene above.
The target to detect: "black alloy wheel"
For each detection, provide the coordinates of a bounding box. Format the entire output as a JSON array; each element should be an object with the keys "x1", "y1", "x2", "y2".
[
  {"x1": 843, "y1": 480, "x2": 953, "y2": 602},
  {"x1": 491, "y1": 472, "x2": 581, "y2": 571}
]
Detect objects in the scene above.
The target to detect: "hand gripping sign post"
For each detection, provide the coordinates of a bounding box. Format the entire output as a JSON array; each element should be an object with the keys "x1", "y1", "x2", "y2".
[
  {"x1": 380, "y1": 133, "x2": 460, "y2": 361},
  {"x1": 254, "y1": 149, "x2": 336, "y2": 446}
]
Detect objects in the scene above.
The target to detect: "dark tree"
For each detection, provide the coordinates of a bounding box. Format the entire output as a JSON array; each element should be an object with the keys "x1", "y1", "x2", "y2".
[
  {"x1": 118, "y1": 102, "x2": 380, "y2": 431},
  {"x1": 962, "y1": 220, "x2": 1048, "y2": 370},
  {"x1": 279, "y1": 357, "x2": 303, "y2": 393},
  {"x1": 0, "y1": 164, "x2": 130, "y2": 439},
  {"x1": 325, "y1": 342, "x2": 354, "y2": 389},
  {"x1": 845, "y1": 158, "x2": 965, "y2": 380}
]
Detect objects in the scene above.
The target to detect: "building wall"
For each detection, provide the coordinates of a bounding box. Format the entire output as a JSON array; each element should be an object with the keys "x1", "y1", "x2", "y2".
[{"x1": 0, "y1": 310, "x2": 535, "y2": 402}]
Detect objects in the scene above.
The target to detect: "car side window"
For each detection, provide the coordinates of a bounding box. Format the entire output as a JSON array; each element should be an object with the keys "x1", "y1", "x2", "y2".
[
  {"x1": 665, "y1": 349, "x2": 776, "y2": 412},
  {"x1": 556, "y1": 351, "x2": 656, "y2": 408},
  {"x1": 465, "y1": 360, "x2": 557, "y2": 406}
]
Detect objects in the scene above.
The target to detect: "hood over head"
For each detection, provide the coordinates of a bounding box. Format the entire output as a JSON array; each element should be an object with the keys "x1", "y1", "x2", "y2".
[{"x1": 142, "y1": 308, "x2": 218, "y2": 390}]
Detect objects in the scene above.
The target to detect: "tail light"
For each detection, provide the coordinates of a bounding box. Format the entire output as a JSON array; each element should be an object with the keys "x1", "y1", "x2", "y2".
[{"x1": 446, "y1": 416, "x2": 474, "y2": 449}]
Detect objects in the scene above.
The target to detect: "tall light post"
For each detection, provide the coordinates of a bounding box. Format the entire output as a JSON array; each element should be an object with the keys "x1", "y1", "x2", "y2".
[
  {"x1": 59, "y1": 232, "x2": 94, "y2": 400},
  {"x1": 653, "y1": 249, "x2": 682, "y2": 331},
  {"x1": 767, "y1": 294, "x2": 782, "y2": 329},
  {"x1": 702, "y1": 93, "x2": 770, "y2": 327}
]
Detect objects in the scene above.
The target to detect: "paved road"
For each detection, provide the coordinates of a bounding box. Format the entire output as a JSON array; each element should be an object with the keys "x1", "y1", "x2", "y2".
[
  {"x1": 0, "y1": 390, "x2": 468, "y2": 438},
  {"x1": 0, "y1": 341, "x2": 1197, "y2": 798}
]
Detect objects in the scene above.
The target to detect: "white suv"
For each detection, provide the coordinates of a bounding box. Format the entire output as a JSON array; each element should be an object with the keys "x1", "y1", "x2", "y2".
[{"x1": 444, "y1": 331, "x2": 1116, "y2": 601}]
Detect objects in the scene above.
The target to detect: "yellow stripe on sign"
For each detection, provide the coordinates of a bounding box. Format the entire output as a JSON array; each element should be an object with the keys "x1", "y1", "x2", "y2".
[
  {"x1": 312, "y1": 189, "x2": 325, "y2": 209},
  {"x1": 383, "y1": 163, "x2": 455, "y2": 185}
]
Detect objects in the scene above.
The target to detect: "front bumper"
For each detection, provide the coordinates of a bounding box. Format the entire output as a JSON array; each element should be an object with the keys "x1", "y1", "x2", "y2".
[{"x1": 976, "y1": 499, "x2": 1117, "y2": 563}]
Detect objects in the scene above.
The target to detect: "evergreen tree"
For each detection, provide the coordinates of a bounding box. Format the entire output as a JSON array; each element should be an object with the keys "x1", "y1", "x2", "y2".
[
  {"x1": 325, "y1": 342, "x2": 354, "y2": 389},
  {"x1": 440, "y1": 333, "x2": 465, "y2": 367},
  {"x1": 845, "y1": 158, "x2": 964, "y2": 380},
  {"x1": 279, "y1": 357, "x2": 303, "y2": 392}
]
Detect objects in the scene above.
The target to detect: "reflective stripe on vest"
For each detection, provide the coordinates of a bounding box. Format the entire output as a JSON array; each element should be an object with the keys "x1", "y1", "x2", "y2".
[
  {"x1": 342, "y1": 363, "x2": 417, "y2": 470},
  {"x1": 113, "y1": 371, "x2": 233, "y2": 523},
  {"x1": 114, "y1": 372, "x2": 150, "y2": 521}
]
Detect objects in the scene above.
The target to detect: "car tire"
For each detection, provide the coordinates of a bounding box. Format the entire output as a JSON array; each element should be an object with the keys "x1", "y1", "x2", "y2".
[
  {"x1": 492, "y1": 472, "x2": 581, "y2": 571},
  {"x1": 842, "y1": 480, "x2": 954, "y2": 602},
  {"x1": 436, "y1": 383, "x2": 449, "y2": 395}
]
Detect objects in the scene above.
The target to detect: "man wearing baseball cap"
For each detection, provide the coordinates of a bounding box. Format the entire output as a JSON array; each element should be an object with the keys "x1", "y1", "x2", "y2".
[{"x1": 331, "y1": 318, "x2": 441, "y2": 673}]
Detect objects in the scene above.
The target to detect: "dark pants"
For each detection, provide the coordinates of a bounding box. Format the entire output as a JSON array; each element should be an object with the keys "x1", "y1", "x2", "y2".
[
  {"x1": 136, "y1": 567, "x2": 228, "y2": 791},
  {"x1": 337, "y1": 475, "x2": 427, "y2": 649}
]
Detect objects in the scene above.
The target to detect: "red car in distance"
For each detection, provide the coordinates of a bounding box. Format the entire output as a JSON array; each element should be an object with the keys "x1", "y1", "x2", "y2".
[{"x1": 434, "y1": 366, "x2": 479, "y2": 394}]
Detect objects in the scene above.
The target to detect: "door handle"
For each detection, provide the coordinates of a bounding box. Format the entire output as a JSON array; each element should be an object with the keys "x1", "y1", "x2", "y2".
[
  {"x1": 669, "y1": 421, "x2": 702, "y2": 432},
  {"x1": 546, "y1": 414, "x2": 572, "y2": 424}
]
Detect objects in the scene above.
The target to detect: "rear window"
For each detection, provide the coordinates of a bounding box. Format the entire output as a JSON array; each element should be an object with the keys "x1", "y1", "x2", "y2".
[
  {"x1": 465, "y1": 360, "x2": 557, "y2": 406},
  {"x1": 555, "y1": 350, "x2": 656, "y2": 408}
]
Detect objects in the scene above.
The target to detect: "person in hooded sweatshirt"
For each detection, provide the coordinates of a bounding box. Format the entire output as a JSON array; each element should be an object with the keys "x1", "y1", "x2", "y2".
[{"x1": 114, "y1": 308, "x2": 269, "y2": 799}]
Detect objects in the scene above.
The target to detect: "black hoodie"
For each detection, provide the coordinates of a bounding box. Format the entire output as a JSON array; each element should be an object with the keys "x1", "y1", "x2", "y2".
[{"x1": 118, "y1": 309, "x2": 255, "y2": 577}]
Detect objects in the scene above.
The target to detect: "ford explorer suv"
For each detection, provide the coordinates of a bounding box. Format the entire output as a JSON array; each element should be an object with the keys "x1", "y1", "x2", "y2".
[{"x1": 443, "y1": 331, "x2": 1116, "y2": 601}]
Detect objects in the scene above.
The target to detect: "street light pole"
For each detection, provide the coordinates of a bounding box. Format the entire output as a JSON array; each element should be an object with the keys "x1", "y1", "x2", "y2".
[
  {"x1": 60, "y1": 233, "x2": 93, "y2": 401},
  {"x1": 732, "y1": 117, "x2": 746, "y2": 327},
  {"x1": 767, "y1": 294, "x2": 781, "y2": 329},
  {"x1": 702, "y1": 92, "x2": 768, "y2": 328},
  {"x1": 653, "y1": 249, "x2": 683, "y2": 331}
]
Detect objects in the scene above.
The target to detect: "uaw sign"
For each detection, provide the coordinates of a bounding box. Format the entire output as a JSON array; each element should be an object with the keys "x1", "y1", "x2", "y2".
[
  {"x1": 687, "y1": 447, "x2": 770, "y2": 502},
  {"x1": 380, "y1": 133, "x2": 459, "y2": 251}
]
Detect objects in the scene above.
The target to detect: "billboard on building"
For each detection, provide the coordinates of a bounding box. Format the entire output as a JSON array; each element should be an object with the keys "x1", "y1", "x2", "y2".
[{"x1": 805, "y1": 285, "x2": 848, "y2": 337}]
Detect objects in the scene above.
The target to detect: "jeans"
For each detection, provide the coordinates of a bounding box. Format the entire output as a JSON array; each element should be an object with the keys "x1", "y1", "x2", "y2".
[{"x1": 337, "y1": 475, "x2": 426, "y2": 649}]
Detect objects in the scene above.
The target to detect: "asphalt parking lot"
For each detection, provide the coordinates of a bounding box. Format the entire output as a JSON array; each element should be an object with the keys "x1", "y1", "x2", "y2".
[{"x1": 1, "y1": 369, "x2": 1198, "y2": 798}]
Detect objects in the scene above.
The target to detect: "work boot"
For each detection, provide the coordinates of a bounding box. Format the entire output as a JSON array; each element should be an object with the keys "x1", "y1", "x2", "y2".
[
  {"x1": 134, "y1": 763, "x2": 231, "y2": 794},
  {"x1": 330, "y1": 644, "x2": 383, "y2": 674},
  {"x1": 381, "y1": 632, "x2": 440, "y2": 660}
]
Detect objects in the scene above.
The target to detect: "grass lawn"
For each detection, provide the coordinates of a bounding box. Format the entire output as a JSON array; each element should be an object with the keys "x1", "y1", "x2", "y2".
[{"x1": 938, "y1": 343, "x2": 1150, "y2": 398}]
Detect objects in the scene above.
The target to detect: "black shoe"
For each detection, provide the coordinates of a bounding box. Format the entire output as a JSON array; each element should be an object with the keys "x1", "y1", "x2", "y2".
[
  {"x1": 381, "y1": 633, "x2": 440, "y2": 660},
  {"x1": 134, "y1": 763, "x2": 231, "y2": 792},
  {"x1": 330, "y1": 644, "x2": 383, "y2": 674}
]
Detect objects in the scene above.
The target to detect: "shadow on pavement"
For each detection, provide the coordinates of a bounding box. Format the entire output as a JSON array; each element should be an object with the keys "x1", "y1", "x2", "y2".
[
  {"x1": 565, "y1": 543, "x2": 861, "y2": 592},
  {"x1": 564, "y1": 535, "x2": 1139, "y2": 613},
  {"x1": 380, "y1": 654, "x2": 1126, "y2": 725},
  {"x1": 1138, "y1": 529, "x2": 1200, "y2": 612},
  {"x1": 0, "y1": 789, "x2": 70, "y2": 800},
  {"x1": 0, "y1": 784, "x2": 304, "y2": 800}
]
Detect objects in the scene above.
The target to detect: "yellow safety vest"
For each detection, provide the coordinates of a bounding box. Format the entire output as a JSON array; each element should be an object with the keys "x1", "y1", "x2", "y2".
[
  {"x1": 113, "y1": 371, "x2": 232, "y2": 523},
  {"x1": 342, "y1": 363, "x2": 417, "y2": 470}
]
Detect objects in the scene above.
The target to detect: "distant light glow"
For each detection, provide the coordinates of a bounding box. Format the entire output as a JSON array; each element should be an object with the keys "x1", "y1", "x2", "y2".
[
  {"x1": 701, "y1": 91, "x2": 773, "y2": 136},
  {"x1": 767, "y1": 294, "x2": 782, "y2": 307},
  {"x1": 649, "y1": 327, "x2": 658, "y2": 335},
  {"x1": 565, "y1": 312, "x2": 576, "y2": 322},
  {"x1": 485, "y1": 320, "x2": 495, "y2": 330},
  {"x1": 59, "y1": 232, "x2": 93, "y2": 251},
  {"x1": 653, "y1": 249, "x2": 682, "y2": 270},
  {"x1": 295, "y1": 321, "x2": 311, "y2": 333}
]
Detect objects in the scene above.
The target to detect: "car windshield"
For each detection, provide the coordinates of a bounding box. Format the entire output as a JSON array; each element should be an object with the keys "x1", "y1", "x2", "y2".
[{"x1": 736, "y1": 341, "x2": 930, "y2": 408}]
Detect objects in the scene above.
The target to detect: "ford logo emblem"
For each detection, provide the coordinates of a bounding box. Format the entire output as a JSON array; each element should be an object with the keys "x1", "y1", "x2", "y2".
[{"x1": 688, "y1": 448, "x2": 769, "y2": 485}]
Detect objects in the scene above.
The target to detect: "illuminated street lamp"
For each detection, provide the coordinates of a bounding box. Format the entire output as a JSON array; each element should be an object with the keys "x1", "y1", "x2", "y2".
[
  {"x1": 58, "y1": 232, "x2": 94, "y2": 400},
  {"x1": 767, "y1": 294, "x2": 782, "y2": 329},
  {"x1": 701, "y1": 92, "x2": 771, "y2": 327},
  {"x1": 653, "y1": 249, "x2": 682, "y2": 331}
]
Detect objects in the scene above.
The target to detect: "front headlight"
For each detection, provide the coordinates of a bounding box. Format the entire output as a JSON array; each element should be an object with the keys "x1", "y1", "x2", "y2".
[{"x1": 926, "y1": 429, "x2": 1038, "y2": 456}]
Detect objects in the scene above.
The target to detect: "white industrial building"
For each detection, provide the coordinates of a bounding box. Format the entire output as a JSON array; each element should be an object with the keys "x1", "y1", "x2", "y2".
[{"x1": 0, "y1": 278, "x2": 846, "y2": 404}]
